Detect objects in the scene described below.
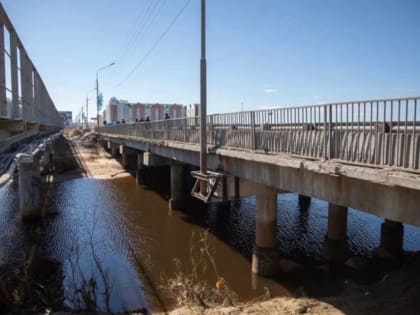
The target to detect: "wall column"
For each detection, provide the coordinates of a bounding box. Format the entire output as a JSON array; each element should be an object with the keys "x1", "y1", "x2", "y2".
[
  {"x1": 0, "y1": 23, "x2": 7, "y2": 117},
  {"x1": 20, "y1": 48, "x2": 33, "y2": 121},
  {"x1": 252, "y1": 186, "x2": 278, "y2": 276},
  {"x1": 324, "y1": 204, "x2": 348, "y2": 262},
  {"x1": 380, "y1": 219, "x2": 404, "y2": 255},
  {"x1": 169, "y1": 162, "x2": 184, "y2": 210},
  {"x1": 10, "y1": 31, "x2": 19, "y2": 118}
]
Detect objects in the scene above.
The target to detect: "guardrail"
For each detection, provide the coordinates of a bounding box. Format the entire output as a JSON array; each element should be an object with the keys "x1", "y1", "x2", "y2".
[{"x1": 100, "y1": 96, "x2": 420, "y2": 170}]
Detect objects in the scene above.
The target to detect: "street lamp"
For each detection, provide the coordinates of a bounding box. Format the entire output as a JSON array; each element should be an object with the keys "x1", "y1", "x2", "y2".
[
  {"x1": 86, "y1": 87, "x2": 96, "y2": 128},
  {"x1": 200, "y1": 0, "x2": 207, "y2": 178},
  {"x1": 96, "y1": 62, "x2": 115, "y2": 136}
]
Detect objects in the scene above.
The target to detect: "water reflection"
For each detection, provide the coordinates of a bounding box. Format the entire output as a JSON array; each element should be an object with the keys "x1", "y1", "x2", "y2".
[{"x1": 0, "y1": 174, "x2": 419, "y2": 312}]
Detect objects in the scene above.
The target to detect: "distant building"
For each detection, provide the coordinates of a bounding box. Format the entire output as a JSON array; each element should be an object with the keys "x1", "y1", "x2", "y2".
[
  {"x1": 187, "y1": 104, "x2": 200, "y2": 117},
  {"x1": 104, "y1": 97, "x2": 187, "y2": 122},
  {"x1": 59, "y1": 111, "x2": 73, "y2": 126}
]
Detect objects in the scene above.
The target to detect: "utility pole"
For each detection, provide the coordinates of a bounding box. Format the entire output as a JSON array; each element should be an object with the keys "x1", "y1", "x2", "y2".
[
  {"x1": 96, "y1": 73, "x2": 99, "y2": 134},
  {"x1": 200, "y1": 0, "x2": 207, "y2": 181},
  {"x1": 95, "y1": 62, "x2": 115, "y2": 137},
  {"x1": 86, "y1": 96, "x2": 89, "y2": 128}
]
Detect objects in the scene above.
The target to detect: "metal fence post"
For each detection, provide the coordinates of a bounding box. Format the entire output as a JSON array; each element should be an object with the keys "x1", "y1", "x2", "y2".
[
  {"x1": 251, "y1": 111, "x2": 256, "y2": 150},
  {"x1": 323, "y1": 105, "x2": 328, "y2": 159},
  {"x1": 328, "y1": 104, "x2": 333, "y2": 159}
]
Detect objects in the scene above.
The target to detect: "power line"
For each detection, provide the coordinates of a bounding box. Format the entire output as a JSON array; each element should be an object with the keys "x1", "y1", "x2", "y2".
[
  {"x1": 115, "y1": 0, "x2": 192, "y2": 88},
  {"x1": 116, "y1": 0, "x2": 161, "y2": 63},
  {"x1": 119, "y1": 0, "x2": 168, "y2": 65}
]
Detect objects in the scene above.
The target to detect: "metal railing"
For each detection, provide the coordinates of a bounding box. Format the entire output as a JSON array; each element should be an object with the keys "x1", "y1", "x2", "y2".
[{"x1": 100, "y1": 96, "x2": 420, "y2": 170}]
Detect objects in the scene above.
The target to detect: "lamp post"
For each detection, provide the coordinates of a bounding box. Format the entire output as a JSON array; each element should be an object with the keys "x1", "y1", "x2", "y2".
[
  {"x1": 200, "y1": 0, "x2": 207, "y2": 179},
  {"x1": 86, "y1": 87, "x2": 96, "y2": 128},
  {"x1": 96, "y1": 62, "x2": 115, "y2": 136}
]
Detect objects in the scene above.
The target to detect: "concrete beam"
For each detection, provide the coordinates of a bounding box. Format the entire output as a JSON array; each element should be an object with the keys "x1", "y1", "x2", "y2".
[
  {"x1": 212, "y1": 176, "x2": 285, "y2": 200},
  {"x1": 0, "y1": 119, "x2": 25, "y2": 132},
  {"x1": 119, "y1": 144, "x2": 138, "y2": 156},
  {"x1": 143, "y1": 151, "x2": 170, "y2": 167}
]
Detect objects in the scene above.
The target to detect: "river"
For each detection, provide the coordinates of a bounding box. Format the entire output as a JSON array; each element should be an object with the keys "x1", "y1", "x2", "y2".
[{"x1": 0, "y1": 171, "x2": 419, "y2": 312}]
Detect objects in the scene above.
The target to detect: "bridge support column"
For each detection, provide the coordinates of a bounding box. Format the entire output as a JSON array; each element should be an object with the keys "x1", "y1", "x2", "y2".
[
  {"x1": 110, "y1": 144, "x2": 119, "y2": 158},
  {"x1": 41, "y1": 142, "x2": 53, "y2": 174},
  {"x1": 325, "y1": 204, "x2": 348, "y2": 262},
  {"x1": 136, "y1": 152, "x2": 145, "y2": 185},
  {"x1": 298, "y1": 194, "x2": 311, "y2": 211},
  {"x1": 18, "y1": 155, "x2": 41, "y2": 220},
  {"x1": 120, "y1": 145, "x2": 137, "y2": 170},
  {"x1": 252, "y1": 186, "x2": 278, "y2": 276},
  {"x1": 169, "y1": 162, "x2": 184, "y2": 211},
  {"x1": 379, "y1": 219, "x2": 403, "y2": 255}
]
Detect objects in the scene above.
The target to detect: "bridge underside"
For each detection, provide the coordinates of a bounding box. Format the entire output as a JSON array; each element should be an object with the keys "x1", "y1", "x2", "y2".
[
  {"x1": 101, "y1": 134, "x2": 420, "y2": 227},
  {"x1": 0, "y1": 117, "x2": 60, "y2": 153}
]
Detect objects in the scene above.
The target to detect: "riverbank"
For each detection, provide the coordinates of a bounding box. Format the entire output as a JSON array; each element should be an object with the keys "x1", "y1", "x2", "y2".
[
  {"x1": 156, "y1": 253, "x2": 420, "y2": 315},
  {"x1": 58, "y1": 127, "x2": 131, "y2": 180}
]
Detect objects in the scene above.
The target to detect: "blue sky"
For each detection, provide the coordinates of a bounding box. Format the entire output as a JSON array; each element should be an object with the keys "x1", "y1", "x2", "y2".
[{"x1": 2, "y1": 0, "x2": 420, "y2": 118}]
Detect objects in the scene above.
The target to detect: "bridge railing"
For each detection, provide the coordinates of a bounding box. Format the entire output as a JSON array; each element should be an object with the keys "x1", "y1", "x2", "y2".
[{"x1": 100, "y1": 96, "x2": 420, "y2": 170}]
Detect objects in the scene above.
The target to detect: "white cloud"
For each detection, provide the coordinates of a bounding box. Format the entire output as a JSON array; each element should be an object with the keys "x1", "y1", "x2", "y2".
[{"x1": 263, "y1": 88, "x2": 278, "y2": 93}]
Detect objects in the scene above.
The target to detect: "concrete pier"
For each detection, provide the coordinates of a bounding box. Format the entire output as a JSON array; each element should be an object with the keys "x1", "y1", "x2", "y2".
[
  {"x1": 119, "y1": 145, "x2": 137, "y2": 170},
  {"x1": 380, "y1": 219, "x2": 404, "y2": 255},
  {"x1": 18, "y1": 155, "x2": 41, "y2": 219},
  {"x1": 32, "y1": 156, "x2": 41, "y2": 209},
  {"x1": 298, "y1": 194, "x2": 311, "y2": 211},
  {"x1": 252, "y1": 186, "x2": 278, "y2": 276},
  {"x1": 111, "y1": 145, "x2": 119, "y2": 158},
  {"x1": 325, "y1": 204, "x2": 348, "y2": 262},
  {"x1": 169, "y1": 162, "x2": 184, "y2": 210},
  {"x1": 136, "y1": 152, "x2": 145, "y2": 185}
]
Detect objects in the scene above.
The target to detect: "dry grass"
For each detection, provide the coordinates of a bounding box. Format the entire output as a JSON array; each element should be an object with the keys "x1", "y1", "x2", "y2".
[{"x1": 161, "y1": 231, "x2": 242, "y2": 309}]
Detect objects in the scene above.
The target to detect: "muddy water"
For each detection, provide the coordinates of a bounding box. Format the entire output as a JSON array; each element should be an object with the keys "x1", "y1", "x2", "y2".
[{"x1": 1, "y1": 173, "x2": 420, "y2": 312}]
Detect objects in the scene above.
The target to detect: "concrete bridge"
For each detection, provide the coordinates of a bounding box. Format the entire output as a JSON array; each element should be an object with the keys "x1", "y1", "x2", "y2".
[
  {"x1": 0, "y1": 3, "x2": 61, "y2": 154},
  {"x1": 100, "y1": 96, "x2": 420, "y2": 275},
  {"x1": 0, "y1": 4, "x2": 62, "y2": 217}
]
